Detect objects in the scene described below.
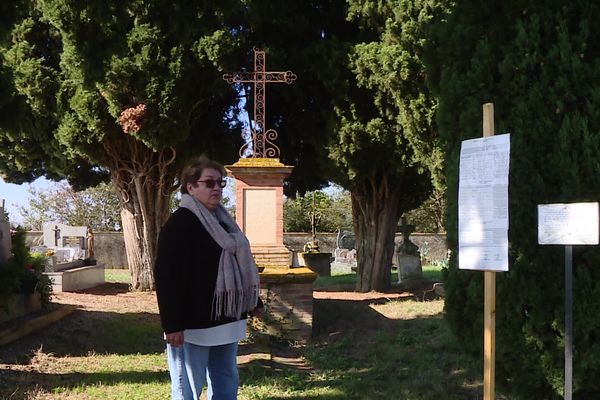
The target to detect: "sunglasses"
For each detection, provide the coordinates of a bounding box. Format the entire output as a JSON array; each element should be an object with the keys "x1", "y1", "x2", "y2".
[{"x1": 196, "y1": 179, "x2": 226, "y2": 189}]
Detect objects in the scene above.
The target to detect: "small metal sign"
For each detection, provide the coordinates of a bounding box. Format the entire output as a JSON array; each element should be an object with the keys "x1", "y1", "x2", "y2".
[
  {"x1": 538, "y1": 201, "x2": 599, "y2": 400},
  {"x1": 62, "y1": 236, "x2": 84, "y2": 248},
  {"x1": 538, "y1": 202, "x2": 599, "y2": 245}
]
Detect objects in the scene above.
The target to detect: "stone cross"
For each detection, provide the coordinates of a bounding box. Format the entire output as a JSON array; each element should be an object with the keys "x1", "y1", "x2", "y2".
[
  {"x1": 223, "y1": 48, "x2": 297, "y2": 158},
  {"x1": 52, "y1": 225, "x2": 61, "y2": 246},
  {"x1": 398, "y1": 217, "x2": 419, "y2": 255}
]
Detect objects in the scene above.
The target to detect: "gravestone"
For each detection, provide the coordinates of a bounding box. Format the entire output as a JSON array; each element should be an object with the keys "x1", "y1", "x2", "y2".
[
  {"x1": 334, "y1": 230, "x2": 356, "y2": 264},
  {"x1": 42, "y1": 222, "x2": 87, "y2": 249},
  {"x1": 396, "y1": 220, "x2": 422, "y2": 284},
  {"x1": 42, "y1": 222, "x2": 88, "y2": 264},
  {"x1": 40, "y1": 222, "x2": 104, "y2": 292},
  {"x1": 0, "y1": 199, "x2": 11, "y2": 265}
]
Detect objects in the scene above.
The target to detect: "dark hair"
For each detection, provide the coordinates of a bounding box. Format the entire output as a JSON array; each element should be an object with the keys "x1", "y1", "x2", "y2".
[{"x1": 180, "y1": 156, "x2": 226, "y2": 194}]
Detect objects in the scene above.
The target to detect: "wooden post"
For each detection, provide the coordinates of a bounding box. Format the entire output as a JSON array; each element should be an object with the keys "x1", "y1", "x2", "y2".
[{"x1": 482, "y1": 102, "x2": 496, "y2": 400}]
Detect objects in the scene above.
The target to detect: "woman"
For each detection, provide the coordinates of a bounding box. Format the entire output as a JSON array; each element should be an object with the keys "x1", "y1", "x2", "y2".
[{"x1": 155, "y1": 156, "x2": 262, "y2": 400}]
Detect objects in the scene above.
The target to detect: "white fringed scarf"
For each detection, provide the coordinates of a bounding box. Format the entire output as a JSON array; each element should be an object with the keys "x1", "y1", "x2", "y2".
[{"x1": 180, "y1": 194, "x2": 260, "y2": 320}]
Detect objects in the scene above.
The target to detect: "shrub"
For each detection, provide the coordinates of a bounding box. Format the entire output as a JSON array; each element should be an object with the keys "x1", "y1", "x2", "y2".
[
  {"x1": 431, "y1": 1, "x2": 600, "y2": 398},
  {"x1": 0, "y1": 227, "x2": 53, "y2": 307}
]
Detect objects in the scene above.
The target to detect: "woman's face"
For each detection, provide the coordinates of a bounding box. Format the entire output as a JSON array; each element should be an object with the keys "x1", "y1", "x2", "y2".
[{"x1": 187, "y1": 168, "x2": 223, "y2": 211}]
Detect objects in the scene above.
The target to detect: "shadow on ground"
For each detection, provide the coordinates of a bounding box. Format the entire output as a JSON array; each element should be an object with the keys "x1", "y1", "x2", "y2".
[
  {"x1": 0, "y1": 309, "x2": 164, "y2": 364},
  {"x1": 0, "y1": 281, "x2": 485, "y2": 400}
]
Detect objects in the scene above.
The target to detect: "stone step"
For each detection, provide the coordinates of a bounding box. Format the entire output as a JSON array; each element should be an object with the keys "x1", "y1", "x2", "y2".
[
  {"x1": 252, "y1": 248, "x2": 291, "y2": 267},
  {"x1": 253, "y1": 254, "x2": 290, "y2": 262}
]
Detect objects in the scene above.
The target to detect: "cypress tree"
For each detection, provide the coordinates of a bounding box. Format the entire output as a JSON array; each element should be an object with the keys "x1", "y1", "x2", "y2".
[{"x1": 429, "y1": 1, "x2": 600, "y2": 397}]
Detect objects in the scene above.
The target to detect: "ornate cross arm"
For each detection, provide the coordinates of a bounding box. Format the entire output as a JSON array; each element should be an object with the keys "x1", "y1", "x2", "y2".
[
  {"x1": 223, "y1": 48, "x2": 296, "y2": 158},
  {"x1": 223, "y1": 71, "x2": 297, "y2": 84}
]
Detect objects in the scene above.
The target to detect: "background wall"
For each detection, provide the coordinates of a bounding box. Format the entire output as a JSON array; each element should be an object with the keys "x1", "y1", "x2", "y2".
[{"x1": 26, "y1": 231, "x2": 447, "y2": 269}]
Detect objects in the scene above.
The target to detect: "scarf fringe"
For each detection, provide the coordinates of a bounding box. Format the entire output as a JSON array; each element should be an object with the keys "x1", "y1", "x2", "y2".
[{"x1": 212, "y1": 286, "x2": 260, "y2": 320}]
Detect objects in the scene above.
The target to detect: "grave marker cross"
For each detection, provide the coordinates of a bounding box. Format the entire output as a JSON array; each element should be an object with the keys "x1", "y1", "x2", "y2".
[
  {"x1": 223, "y1": 48, "x2": 297, "y2": 158},
  {"x1": 52, "y1": 225, "x2": 61, "y2": 246}
]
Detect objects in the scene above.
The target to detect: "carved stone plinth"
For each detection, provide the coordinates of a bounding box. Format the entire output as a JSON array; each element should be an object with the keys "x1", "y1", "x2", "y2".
[
  {"x1": 298, "y1": 252, "x2": 332, "y2": 277},
  {"x1": 226, "y1": 158, "x2": 294, "y2": 269},
  {"x1": 257, "y1": 268, "x2": 317, "y2": 342}
]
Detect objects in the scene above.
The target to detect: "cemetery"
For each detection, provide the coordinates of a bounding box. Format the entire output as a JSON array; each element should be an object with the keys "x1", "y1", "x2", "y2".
[
  {"x1": 0, "y1": 1, "x2": 598, "y2": 399},
  {"x1": 31, "y1": 222, "x2": 104, "y2": 293}
]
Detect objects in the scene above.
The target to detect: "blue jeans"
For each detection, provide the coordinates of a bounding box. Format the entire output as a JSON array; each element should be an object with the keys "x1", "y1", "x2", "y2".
[{"x1": 166, "y1": 341, "x2": 239, "y2": 400}]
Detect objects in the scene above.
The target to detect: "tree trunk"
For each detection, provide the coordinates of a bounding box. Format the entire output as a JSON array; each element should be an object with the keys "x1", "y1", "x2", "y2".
[
  {"x1": 353, "y1": 173, "x2": 403, "y2": 292},
  {"x1": 105, "y1": 138, "x2": 178, "y2": 291}
]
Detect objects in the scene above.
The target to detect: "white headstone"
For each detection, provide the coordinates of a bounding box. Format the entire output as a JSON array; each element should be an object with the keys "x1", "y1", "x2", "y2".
[
  {"x1": 42, "y1": 222, "x2": 88, "y2": 262},
  {"x1": 42, "y1": 222, "x2": 87, "y2": 248}
]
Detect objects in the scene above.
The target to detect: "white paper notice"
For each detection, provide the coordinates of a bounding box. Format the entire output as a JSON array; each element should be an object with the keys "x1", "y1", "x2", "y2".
[
  {"x1": 538, "y1": 203, "x2": 599, "y2": 245},
  {"x1": 458, "y1": 134, "x2": 510, "y2": 271}
]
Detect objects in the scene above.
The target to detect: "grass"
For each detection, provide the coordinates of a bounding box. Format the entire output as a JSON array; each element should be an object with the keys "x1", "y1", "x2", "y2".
[
  {"x1": 304, "y1": 301, "x2": 480, "y2": 400},
  {"x1": 0, "y1": 268, "x2": 510, "y2": 400},
  {"x1": 238, "y1": 297, "x2": 507, "y2": 400},
  {"x1": 314, "y1": 263, "x2": 445, "y2": 289},
  {"x1": 104, "y1": 268, "x2": 131, "y2": 284}
]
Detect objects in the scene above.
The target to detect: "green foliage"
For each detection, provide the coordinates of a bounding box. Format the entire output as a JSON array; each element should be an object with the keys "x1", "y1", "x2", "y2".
[
  {"x1": 0, "y1": 227, "x2": 52, "y2": 307},
  {"x1": 430, "y1": 1, "x2": 600, "y2": 397},
  {"x1": 0, "y1": 0, "x2": 245, "y2": 178},
  {"x1": 0, "y1": 0, "x2": 249, "y2": 289},
  {"x1": 322, "y1": 0, "x2": 446, "y2": 291},
  {"x1": 343, "y1": 0, "x2": 447, "y2": 188},
  {"x1": 284, "y1": 188, "x2": 353, "y2": 232},
  {"x1": 403, "y1": 188, "x2": 446, "y2": 233}
]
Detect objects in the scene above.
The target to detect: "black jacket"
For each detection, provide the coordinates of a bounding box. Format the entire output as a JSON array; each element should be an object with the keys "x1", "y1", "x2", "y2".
[{"x1": 154, "y1": 208, "x2": 247, "y2": 334}]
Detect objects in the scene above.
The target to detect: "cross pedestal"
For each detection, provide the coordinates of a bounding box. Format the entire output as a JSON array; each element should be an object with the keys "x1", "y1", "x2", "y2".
[
  {"x1": 224, "y1": 48, "x2": 316, "y2": 341},
  {"x1": 226, "y1": 158, "x2": 294, "y2": 269}
]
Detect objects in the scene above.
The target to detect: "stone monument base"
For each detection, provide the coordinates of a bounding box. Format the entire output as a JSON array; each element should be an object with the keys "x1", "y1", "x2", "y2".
[
  {"x1": 256, "y1": 268, "x2": 317, "y2": 342},
  {"x1": 44, "y1": 263, "x2": 105, "y2": 292},
  {"x1": 252, "y1": 245, "x2": 291, "y2": 269},
  {"x1": 298, "y1": 252, "x2": 332, "y2": 277}
]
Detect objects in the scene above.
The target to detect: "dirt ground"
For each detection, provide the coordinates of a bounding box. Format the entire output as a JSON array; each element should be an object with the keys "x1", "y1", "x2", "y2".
[
  {"x1": 0, "y1": 283, "x2": 157, "y2": 363},
  {"x1": 0, "y1": 280, "x2": 440, "y2": 374}
]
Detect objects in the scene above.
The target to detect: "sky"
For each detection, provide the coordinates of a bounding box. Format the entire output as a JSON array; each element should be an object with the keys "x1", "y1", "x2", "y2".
[
  {"x1": 0, "y1": 175, "x2": 239, "y2": 226},
  {"x1": 0, "y1": 176, "x2": 56, "y2": 225}
]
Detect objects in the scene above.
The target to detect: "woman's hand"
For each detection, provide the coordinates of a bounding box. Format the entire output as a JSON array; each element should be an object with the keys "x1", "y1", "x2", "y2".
[{"x1": 165, "y1": 331, "x2": 184, "y2": 347}]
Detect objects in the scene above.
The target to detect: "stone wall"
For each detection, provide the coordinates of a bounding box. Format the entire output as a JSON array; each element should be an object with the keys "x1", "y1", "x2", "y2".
[
  {"x1": 26, "y1": 231, "x2": 447, "y2": 269},
  {"x1": 285, "y1": 232, "x2": 448, "y2": 265}
]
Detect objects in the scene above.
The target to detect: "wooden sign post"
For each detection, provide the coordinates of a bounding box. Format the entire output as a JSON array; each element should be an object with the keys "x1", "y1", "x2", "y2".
[
  {"x1": 458, "y1": 102, "x2": 509, "y2": 400},
  {"x1": 482, "y1": 103, "x2": 496, "y2": 400}
]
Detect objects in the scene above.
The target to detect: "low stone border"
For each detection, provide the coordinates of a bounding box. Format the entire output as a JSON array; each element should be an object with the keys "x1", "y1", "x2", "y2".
[{"x1": 0, "y1": 304, "x2": 77, "y2": 346}]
